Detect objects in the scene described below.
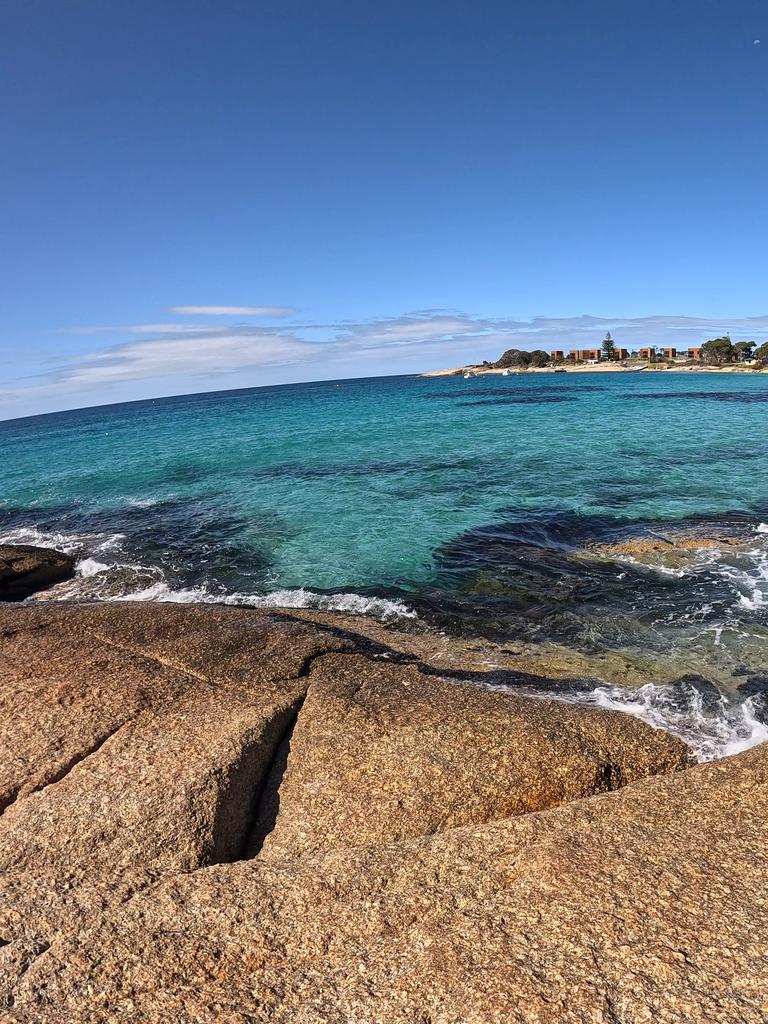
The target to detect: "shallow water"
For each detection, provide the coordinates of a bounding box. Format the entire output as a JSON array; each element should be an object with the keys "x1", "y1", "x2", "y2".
[{"x1": 2, "y1": 371, "x2": 768, "y2": 758}]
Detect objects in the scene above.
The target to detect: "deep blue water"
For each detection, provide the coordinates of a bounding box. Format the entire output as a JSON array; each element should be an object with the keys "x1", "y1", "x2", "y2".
[{"x1": 2, "y1": 371, "x2": 768, "y2": 757}]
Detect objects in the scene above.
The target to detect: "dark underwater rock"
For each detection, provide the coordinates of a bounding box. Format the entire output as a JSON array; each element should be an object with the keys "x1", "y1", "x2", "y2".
[{"x1": 0, "y1": 545, "x2": 75, "y2": 601}]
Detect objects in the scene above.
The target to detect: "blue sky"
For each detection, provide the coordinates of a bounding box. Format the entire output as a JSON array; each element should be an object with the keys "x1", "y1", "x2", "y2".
[{"x1": 1, "y1": 0, "x2": 767, "y2": 418}]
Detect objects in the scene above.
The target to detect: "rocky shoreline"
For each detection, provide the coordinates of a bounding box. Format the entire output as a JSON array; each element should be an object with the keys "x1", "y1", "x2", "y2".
[
  {"x1": 0, "y1": 545, "x2": 75, "y2": 602},
  {"x1": 422, "y1": 363, "x2": 768, "y2": 376},
  {"x1": 0, "y1": 549, "x2": 766, "y2": 1021}
]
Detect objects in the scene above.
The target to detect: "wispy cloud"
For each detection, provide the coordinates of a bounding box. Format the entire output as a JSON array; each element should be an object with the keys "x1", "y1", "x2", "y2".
[
  {"x1": 333, "y1": 312, "x2": 497, "y2": 348},
  {"x1": 62, "y1": 323, "x2": 230, "y2": 336},
  {"x1": 50, "y1": 332, "x2": 314, "y2": 386},
  {"x1": 4, "y1": 309, "x2": 768, "y2": 418},
  {"x1": 167, "y1": 305, "x2": 294, "y2": 316}
]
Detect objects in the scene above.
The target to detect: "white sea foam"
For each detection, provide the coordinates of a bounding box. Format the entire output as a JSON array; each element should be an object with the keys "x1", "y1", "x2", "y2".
[
  {"x1": 0, "y1": 525, "x2": 86, "y2": 554},
  {"x1": 590, "y1": 684, "x2": 768, "y2": 761},
  {"x1": 514, "y1": 681, "x2": 768, "y2": 762},
  {"x1": 105, "y1": 581, "x2": 416, "y2": 620},
  {"x1": 0, "y1": 520, "x2": 416, "y2": 622},
  {"x1": 0, "y1": 525, "x2": 125, "y2": 557},
  {"x1": 38, "y1": 557, "x2": 416, "y2": 622},
  {"x1": 76, "y1": 557, "x2": 112, "y2": 577},
  {"x1": 616, "y1": 554, "x2": 687, "y2": 578},
  {"x1": 719, "y1": 551, "x2": 768, "y2": 611},
  {"x1": 93, "y1": 533, "x2": 126, "y2": 553},
  {"x1": 125, "y1": 497, "x2": 163, "y2": 508},
  {"x1": 618, "y1": 532, "x2": 768, "y2": 614},
  {"x1": 738, "y1": 588, "x2": 767, "y2": 611}
]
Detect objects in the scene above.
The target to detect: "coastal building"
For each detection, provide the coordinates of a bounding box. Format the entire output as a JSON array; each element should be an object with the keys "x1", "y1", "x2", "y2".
[
  {"x1": 613, "y1": 348, "x2": 629, "y2": 360},
  {"x1": 639, "y1": 347, "x2": 656, "y2": 360},
  {"x1": 662, "y1": 347, "x2": 677, "y2": 359},
  {"x1": 687, "y1": 347, "x2": 703, "y2": 361},
  {"x1": 569, "y1": 349, "x2": 601, "y2": 361},
  {"x1": 550, "y1": 350, "x2": 565, "y2": 361}
]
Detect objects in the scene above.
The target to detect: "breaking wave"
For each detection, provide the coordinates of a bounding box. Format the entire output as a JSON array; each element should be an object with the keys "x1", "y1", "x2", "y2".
[
  {"x1": 96, "y1": 578, "x2": 416, "y2": 620},
  {"x1": 579, "y1": 682, "x2": 767, "y2": 761},
  {"x1": 0, "y1": 526, "x2": 415, "y2": 622},
  {"x1": 0, "y1": 524, "x2": 126, "y2": 556},
  {"x1": 509, "y1": 680, "x2": 768, "y2": 762},
  {"x1": 3, "y1": 513, "x2": 768, "y2": 761}
]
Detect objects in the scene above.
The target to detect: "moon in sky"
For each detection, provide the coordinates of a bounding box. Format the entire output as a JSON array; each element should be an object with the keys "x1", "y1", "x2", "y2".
[{"x1": 755, "y1": 39, "x2": 761, "y2": 44}]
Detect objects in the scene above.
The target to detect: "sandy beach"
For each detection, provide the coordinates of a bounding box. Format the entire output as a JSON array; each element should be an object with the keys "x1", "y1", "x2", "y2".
[{"x1": 422, "y1": 362, "x2": 768, "y2": 377}]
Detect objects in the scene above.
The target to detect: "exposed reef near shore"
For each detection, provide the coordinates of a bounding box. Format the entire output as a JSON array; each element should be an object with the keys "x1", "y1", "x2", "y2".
[
  {"x1": 0, "y1": 544, "x2": 75, "y2": 601},
  {"x1": 1, "y1": 595, "x2": 766, "y2": 1022}
]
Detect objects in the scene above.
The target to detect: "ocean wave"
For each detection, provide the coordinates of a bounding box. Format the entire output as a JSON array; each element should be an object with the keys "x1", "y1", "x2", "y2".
[
  {"x1": 718, "y1": 552, "x2": 768, "y2": 611},
  {"x1": 1, "y1": 521, "x2": 416, "y2": 621},
  {"x1": 512, "y1": 680, "x2": 768, "y2": 762},
  {"x1": 616, "y1": 537, "x2": 768, "y2": 614},
  {"x1": 149, "y1": 584, "x2": 418, "y2": 619},
  {"x1": 738, "y1": 589, "x2": 767, "y2": 611},
  {"x1": 0, "y1": 525, "x2": 126, "y2": 556},
  {"x1": 105, "y1": 580, "x2": 416, "y2": 620},
  {"x1": 35, "y1": 556, "x2": 417, "y2": 622}
]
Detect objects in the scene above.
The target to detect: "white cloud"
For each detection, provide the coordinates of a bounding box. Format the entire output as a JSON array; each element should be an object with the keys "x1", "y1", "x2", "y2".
[
  {"x1": 333, "y1": 313, "x2": 496, "y2": 348},
  {"x1": 4, "y1": 309, "x2": 768, "y2": 418},
  {"x1": 168, "y1": 305, "x2": 294, "y2": 316},
  {"x1": 62, "y1": 323, "x2": 230, "y2": 336},
  {"x1": 60, "y1": 333, "x2": 314, "y2": 386}
]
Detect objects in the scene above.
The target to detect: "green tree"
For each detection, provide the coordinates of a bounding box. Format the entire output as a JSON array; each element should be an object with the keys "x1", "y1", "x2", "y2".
[
  {"x1": 701, "y1": 336, "x2": 733, "y2": 365},
  {"x1": 733, "y1": 341, "x2": 756, "y2": 362},
  {"x1": 754, "y1": 342, "x2": 768, "y2": 361},
  {"x1": 601, "y1": 332, "x2": 616, "y2": 360},
  {"x1": 494, "y1": 348, "x2": 522, "y2": 368},
  {"x1": 494, "y1": 348, "x2": 535, "y2": 368}
]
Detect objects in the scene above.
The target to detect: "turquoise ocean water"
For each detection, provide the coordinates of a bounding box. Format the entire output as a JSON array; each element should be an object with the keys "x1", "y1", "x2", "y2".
[{"x1": 2, "y1": 371, "x2": 768, "y2": 757}]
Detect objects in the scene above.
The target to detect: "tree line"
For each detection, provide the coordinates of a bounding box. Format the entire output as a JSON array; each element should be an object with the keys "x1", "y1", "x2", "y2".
[
  {"x1": 488, "y1": 337, "x2": 768, "y2": 369},
  {"x1": 699, "y1": 337, "x2": 768, "y2": 365}
]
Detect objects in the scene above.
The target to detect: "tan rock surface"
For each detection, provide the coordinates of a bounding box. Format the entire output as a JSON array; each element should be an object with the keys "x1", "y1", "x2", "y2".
[
  {"x1": 591, "y1": 536, "x2": 739, "y2": 556},
  {"x1": 588, "y1": 534, "x2": 743, "y2": 571},
  {"x1": 0, "y1": 602, "x2": 354, "y2": 816},
  {"x1": 255, "y1": 651, "x2": 690, "y2": 860},
  {"x1": 8, "y1": 744, "x2": 768, "y2": 1023},
  {"x1": 0, "y1": 603, "x2": 355, "y2": 953},
  {"x1": 1, "y1": 599, "x2": 752, "y2": 1023},
  {"x1": 281, "y1": 607, "x2": 717, "y2": 689}
]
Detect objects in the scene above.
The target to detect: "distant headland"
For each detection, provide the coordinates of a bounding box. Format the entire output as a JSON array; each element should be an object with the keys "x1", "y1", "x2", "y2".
[{"x1": 423, "y1": 333, "x2": 768, "y2": 376}]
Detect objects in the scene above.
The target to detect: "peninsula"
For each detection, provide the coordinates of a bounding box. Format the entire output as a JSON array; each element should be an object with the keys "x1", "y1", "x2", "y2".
[{"x1": 423, "y1": 334, "x2": 768, "y2": 376}]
